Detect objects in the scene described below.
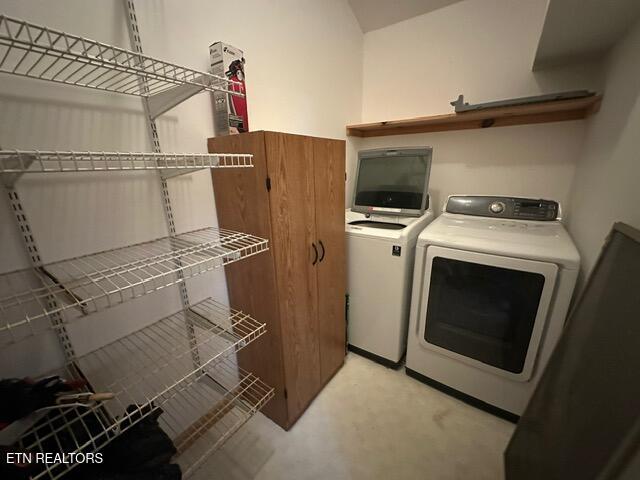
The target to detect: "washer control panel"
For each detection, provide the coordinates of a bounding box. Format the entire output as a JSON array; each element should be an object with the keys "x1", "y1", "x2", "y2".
[{"x1": 446, "y1": 196, "x2": 559, "y2": 221}]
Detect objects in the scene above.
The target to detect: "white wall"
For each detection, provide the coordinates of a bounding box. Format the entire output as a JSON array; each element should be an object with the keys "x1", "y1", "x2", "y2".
[
  {"x1": 0, "y1": 0, "x2": 362, "y2": 376},
  {"x1": 353, "y1": 0, "x2": 603, "y2": 212},
  {"x1": 566, "y1": 19, "x2": 640, "y2": 286},
  {"x1": 348, "y1": 123, "x2": 587, "y2": 215},
  {"x1": 2, "y1": 0, "x2": 635, "y2": 381}
]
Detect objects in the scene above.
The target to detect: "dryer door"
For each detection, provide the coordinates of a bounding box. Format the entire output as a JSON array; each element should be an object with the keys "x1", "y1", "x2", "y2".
[{"x1": 418, "y1": 245, "x2": 558, "y2": 381}]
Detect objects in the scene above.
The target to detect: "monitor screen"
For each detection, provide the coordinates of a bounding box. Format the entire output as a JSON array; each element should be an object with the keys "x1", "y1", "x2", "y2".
[{"x1": 353, "y1": 148, "x2": 431, "y2": 215}]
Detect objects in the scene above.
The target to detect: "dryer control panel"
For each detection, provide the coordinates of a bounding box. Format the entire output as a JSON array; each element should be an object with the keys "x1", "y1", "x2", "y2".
[{"x1": 446, "y1": 196, "x2": 559, "y2": 221}]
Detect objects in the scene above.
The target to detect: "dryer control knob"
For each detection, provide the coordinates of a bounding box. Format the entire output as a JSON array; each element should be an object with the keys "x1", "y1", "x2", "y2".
[{"x1": 490, "y1": 202, "x2": 505, "y2": 214}]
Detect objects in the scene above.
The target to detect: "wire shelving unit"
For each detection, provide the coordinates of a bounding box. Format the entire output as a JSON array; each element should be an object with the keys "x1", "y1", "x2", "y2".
[
  {"x1": 16, "y1": 300, "x2": 270, "y2": 480},
  {"x1": 0, "y1": 227, "x2": 268, "y2": 343},
  {"x1": 167, "y1": 363, "x2": 274, "y2": 478},
  {"x1": 0, "y1": 4, "x2": 273, "y2": 479},
  {"x1": 0, "y1": 14, "x2": 244, "y2": 118}
]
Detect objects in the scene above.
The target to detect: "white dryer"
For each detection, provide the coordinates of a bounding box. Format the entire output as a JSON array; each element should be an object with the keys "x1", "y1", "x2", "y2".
[
  {"x1": 406, "y1": 195, "x2": 580, "y2": 420},
  {"x1": 346, "y1": 208, "x2": 434, "y2": 366}
]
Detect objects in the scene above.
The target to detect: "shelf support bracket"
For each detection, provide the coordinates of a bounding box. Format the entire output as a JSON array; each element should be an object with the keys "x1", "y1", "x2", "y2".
[
  {"x1": 5, "y1": 187, "x2": 77, "y2": 361},
  {"x1": 0, "y1": 151, "x2": 35, "y2": 188},
  {"x1": 159, "y1": 168, "x2": 202, "y2": 180},
  {"x1": 147, "y1": 79, "x2": 208, "y2": 119}
]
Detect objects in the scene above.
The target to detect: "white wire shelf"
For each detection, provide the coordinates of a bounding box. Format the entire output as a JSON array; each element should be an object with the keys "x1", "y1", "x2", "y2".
[
  {"x1": 163, "y1": 361, "x2": 274, "y2": 478},
  {"x1": 0, "y1": 227, "x2": 269, "y2": 344},
  {"x1": 0, "y1": 150, "x2": 253, "y2": 180},
  {"x1": 0, "y1": 15, "x2": 244, "y2": 117},
  {"x1": 16, "y1": 298, "x2": 269, "y2": 480}
]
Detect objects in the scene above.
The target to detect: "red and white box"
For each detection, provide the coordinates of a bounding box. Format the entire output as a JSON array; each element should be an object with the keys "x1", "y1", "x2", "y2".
[{"x1": 209, "y1": 42, "x2": 249, "y2": 136}]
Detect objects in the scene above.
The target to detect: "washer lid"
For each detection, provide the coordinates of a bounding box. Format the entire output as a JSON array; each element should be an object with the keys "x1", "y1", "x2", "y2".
[
  {"x1": 348, "y1": 220, "x2": 407, "y2": 230},
  {"x1": 345, "y1": 208, "x2": 435, "y2": 243},
  {"x1": 417, "y1": 213, "x2": 580, "y2": 268}
]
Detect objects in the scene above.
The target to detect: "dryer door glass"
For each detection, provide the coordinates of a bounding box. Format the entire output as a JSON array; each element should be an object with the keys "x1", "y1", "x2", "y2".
[{"x1": 424, "y1": 257, "x2": 545, "y2": 373}]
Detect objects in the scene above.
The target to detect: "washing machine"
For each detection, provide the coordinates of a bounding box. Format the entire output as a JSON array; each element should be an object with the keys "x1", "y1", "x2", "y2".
[
  {"x1": 346, "y1": 146, "x2": 433, "y2": 367},
  {"x1": 406, "y1": 195, "x2": 580, "y2": 420},
  {"x1": 346, "y1": 208, "x2": 434, "y2": 366}
]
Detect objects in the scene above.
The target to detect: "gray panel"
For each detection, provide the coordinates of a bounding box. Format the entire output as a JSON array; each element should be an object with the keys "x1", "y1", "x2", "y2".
[
  {"x1": 504, "y1": 223, "x2": 640, "y2": 479},
  {"x1": 445, "y1": 195, "x2": 559, "y2": 221}
]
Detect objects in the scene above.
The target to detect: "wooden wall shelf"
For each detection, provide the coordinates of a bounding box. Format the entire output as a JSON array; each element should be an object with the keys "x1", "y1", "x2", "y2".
[{"x1": 346, "y1": 95, "x2": 602, "y2": 137}]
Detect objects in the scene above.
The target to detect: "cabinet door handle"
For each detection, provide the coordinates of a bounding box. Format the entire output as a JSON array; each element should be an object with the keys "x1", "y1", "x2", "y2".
[
  {"x1": 318, "y1": 240, "x2": 325, "y2": 263},
  {"x1": 312, "y1": 242, "x2": 318, "y2": 265}
]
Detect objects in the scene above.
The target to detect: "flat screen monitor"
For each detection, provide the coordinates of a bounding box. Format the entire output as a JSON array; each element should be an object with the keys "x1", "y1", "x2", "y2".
[
  {"x1": 504, "y1": 222, "x2": 640, "y2": 480},
  {"x1": 352, "y1": 147, "x2": 432, "y2": 216}
]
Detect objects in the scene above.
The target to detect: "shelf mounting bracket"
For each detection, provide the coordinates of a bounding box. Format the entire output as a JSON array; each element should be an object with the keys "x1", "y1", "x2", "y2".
[
  {"x1": 5, "y1": 188, "x2": 77, "y2": 361},
  {"x1": 0, "y1": 151, "x2": 35, "y2": 188},
  {"x1": 147, "y1": 78, "x2": 208, "y2": 119}
]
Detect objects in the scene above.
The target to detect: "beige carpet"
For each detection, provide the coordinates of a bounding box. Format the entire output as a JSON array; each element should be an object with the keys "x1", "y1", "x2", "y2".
[{"x1": 196, "y1": 353, "x2": 515, "y2": 480}]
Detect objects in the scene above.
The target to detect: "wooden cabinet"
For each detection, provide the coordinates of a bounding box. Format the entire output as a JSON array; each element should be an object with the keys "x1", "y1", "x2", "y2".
[{"x1": 208, "y1": 131, "x2": 346, "y2": 430}]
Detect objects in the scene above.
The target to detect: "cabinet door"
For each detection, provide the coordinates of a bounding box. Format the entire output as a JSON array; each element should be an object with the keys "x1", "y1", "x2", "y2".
[
  {"x1": 209, "y1": 132, "x2": 288, "y2": 428},
  {"x1": 264, "y1": 132, "x2": 321, "y2": 420},
  {"x1": 313, "y1": 138, "x2": 346, "y2": 384}
]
